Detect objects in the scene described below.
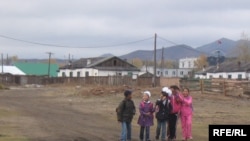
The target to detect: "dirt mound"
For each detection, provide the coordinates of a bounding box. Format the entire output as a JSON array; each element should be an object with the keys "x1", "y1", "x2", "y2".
[{"x1": 74, "y1": 85, "x2": 135, "y2": 96}]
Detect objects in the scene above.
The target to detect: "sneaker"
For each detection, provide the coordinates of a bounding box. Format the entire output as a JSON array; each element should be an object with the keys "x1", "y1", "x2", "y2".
[{"x1": 156, "y1": 136, "x2": 159, "y2": 140}]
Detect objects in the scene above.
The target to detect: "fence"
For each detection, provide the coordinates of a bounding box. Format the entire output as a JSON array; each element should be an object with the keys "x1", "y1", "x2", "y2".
[
  {"x1": 0, "y1": 74, "x2": 162, "y2": 87},
  {"x1": 180, "y1": 78, "x2": 250, "y2": 97},
  {"x1": 0, "y1": 75, "x2": 175, "y2": 87}
]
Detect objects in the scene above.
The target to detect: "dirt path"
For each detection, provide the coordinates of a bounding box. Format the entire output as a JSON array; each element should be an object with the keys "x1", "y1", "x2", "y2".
[
  {"x1": 0, "y1": 87, "x2": 119, "y2": 141},
  {"x1": 0, "y1": 86, "x2": 249, "y2": 141}
]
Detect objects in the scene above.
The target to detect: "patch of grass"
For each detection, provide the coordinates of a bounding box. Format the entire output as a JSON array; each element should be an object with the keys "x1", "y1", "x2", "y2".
[
  {"x1": 0, "y1": 136, "x2": 29, "y2": 141},
  {"x1": 0, "y1": 84, "x2": 9, "y2": 90},
  {"x1": 0, "y1": 109, "x2": 28, "y2": 141}
]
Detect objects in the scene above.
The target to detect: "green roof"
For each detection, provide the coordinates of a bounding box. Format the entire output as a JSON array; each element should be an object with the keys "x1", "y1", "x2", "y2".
[{"x1": 14, "y1": 62, "x2": 59, "y2": 77}]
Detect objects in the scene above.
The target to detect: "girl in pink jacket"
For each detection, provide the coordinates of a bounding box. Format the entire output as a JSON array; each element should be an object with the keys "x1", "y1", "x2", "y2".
[{"x1": 179, "y1": 88, "x2": 193, "y2": 141}]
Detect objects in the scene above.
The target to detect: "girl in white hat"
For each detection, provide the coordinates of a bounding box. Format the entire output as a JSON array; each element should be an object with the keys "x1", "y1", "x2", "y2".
[{"x1": 137, "y1": 91, "x2": 154, "y2": 141}]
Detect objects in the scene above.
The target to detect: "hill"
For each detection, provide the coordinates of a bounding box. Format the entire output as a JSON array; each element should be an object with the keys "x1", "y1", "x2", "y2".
[
  {"x1": 196, "y1": 38, "x2": 237, "y2": 57},
  {"x1": 120, "y1": 44, "x2": 207, "y2": 61}
]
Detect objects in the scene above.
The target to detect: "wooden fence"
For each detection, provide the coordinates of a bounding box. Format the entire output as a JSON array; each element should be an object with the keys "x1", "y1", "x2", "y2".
[
  {"x1": 0, "y1": 74, "x2": 161, "y2": 87},
  {"x1": 180, "y1": 78, "x2": 250, "y2": 97}
]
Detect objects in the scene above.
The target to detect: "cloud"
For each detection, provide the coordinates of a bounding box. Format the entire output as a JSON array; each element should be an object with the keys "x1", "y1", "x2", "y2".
[{"x1": 0, "y1": 0, "x2": 249, "y2": 59}]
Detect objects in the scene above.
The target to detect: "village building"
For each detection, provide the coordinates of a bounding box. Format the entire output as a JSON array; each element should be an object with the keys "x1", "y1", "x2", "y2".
[
  {"x1": 57, "y1": 56, "x2": 140, "y2": 77},
  {"x1": 0, "y1": 65, "x2": 25, "y2": 75},
  {"x1": 195, "y1": 61, "x2": 250, "y2": 80},
  {"x1": 140, "y1": 66, "x2": 192, "y2": 78},
  {"x1": 179, "y1": 57, "x2": 197, "y2": 69},
  {"x1": 14, "y1": 62, "x2": 59, "y2": 77}
]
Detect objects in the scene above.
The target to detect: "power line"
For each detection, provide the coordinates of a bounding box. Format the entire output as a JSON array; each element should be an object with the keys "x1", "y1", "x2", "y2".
[
  {"x1": 158, "y1": 35, "x2": 206, "y2": 54},
  {"x1": 157, "y1": 36, "x2": 178, "y2": 45},
  {"x1": 0, "y1": 34, "x2": 154, "y2": 48}
]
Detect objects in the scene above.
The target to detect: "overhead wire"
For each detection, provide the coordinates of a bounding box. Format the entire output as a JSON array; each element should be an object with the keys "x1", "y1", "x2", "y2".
[
  {"x1": 157, "y1": 36, "x2": 178, "y2": 45},
  {"x1": 0, "y1": 34, "x2": 154, "y2": 48}
]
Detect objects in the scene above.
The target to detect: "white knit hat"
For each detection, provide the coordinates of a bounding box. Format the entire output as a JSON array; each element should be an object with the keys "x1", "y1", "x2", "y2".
[
  {"x1": 162, "y1": 87, "x2": 172, "y2": 96},
  {"x1": 143, "y1": 91, "x2": 151, "y2": 97}
]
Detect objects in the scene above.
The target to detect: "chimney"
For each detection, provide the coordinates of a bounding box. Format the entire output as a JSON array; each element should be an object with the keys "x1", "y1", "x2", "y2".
[
  {"x1": 87, "y1": 59, "x2": 91, "y2": 65},
  {"x1": 238, "y1": 61, "x2": 241, "y2": 69}
]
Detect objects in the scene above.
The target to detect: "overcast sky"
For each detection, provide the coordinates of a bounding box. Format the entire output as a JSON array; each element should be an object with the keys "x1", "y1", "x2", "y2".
[{"x1": 0, "y1": 0, "x2": 249, "y2": 59}]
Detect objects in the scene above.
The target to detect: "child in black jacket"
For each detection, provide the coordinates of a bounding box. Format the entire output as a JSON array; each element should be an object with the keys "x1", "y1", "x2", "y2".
[
  {"x1": 116, "y1": 90, "x2": 136, "y2": 141},
  {"x1": 155, "y1": 87, "x2": 172, "y2": 141}
]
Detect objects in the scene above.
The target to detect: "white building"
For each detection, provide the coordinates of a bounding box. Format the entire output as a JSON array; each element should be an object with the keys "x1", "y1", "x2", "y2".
[
  {"x1": 195, "y1": 62, "x2": 250, "y2": 80},
  {"x1": 58, "y1": 56, "x2": 140, "y2": 77},
  {"x1": 179, "y1": 57, "x2": 197, "y2": 69},
  {"x1": 1, "y1": 66, "x2": 25, "y2": 75},
  {"x1": 140, "y1": 66, "x2": 192, "y2": 78}
]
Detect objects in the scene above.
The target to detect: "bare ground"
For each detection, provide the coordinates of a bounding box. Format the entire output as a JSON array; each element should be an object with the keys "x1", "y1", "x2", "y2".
[{"x1": 0, "y1": 85, "x2": 249, "y2": 141}]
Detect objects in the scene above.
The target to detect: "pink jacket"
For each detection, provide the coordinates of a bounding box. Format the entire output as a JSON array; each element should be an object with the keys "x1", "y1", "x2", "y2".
[
  {"x1": 169, "y1": 93, "x2": 181, "y2": 114},
  {"x1": 179, "y1": 95, "x2": 193, "y2": 116}
]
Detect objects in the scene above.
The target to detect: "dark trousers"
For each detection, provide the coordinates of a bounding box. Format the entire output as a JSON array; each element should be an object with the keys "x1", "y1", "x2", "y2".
[
  {"x1": 140, "y1": 126, "x2": 150, "y2": 140},
  {"x1": 168, "y1": 113, "x2": 178, "y2": 139}
]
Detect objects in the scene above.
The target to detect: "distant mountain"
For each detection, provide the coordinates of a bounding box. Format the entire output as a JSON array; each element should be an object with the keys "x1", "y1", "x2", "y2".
[
  {"x1": 11, "y1": 37, "x2": 248, "y2": 63},
  {"x1": 99, "y1": 53, "x2": 114, "y2": 57},
  {"x1": 196, "y1": 38, "x2": 237, "y2": 57},
  {"x1": 120, "y1": 44, "x2": 207, "y2": 61}
]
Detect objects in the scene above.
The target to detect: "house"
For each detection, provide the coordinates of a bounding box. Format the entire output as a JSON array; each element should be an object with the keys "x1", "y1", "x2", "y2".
[
  {"x1": 58, "y1": 56, "x2": 140, "y2": 77},
  {"x1": 14, "y1": 62, "x2": 59, "y2": 77},
  {"x1": 140, "y1": 65, "x2": 192, "y2": 78},
  {"x1": 195, "y1": 61, "x2": 250, "y2": 80},
  {"x1": 179, "y1": 57, "x2": 197, "y2": 69},
  {"x1": 1, "y1": 66, "x2": 25, "y2": 75}
]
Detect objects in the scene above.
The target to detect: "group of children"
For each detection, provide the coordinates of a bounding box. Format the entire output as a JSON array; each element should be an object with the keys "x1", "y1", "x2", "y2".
[{"x1": 116, "y1": 85, "x2": 193, "y2": 141}]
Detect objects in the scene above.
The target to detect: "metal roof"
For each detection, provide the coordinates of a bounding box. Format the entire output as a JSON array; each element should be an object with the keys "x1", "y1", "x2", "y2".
[
  {"x1": 1, "y1": 66, "x2": 25, "y2": 75},
  {"x1": 14, "y1": 62, "x2": 59, "y2": 77},
  {"x1": 196, "y1": 61, "x2": 250, "y2": 74}
]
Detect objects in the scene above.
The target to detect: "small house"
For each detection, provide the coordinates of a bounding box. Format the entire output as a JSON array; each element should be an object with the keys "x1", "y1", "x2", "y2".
[{"x1": 58, "y1": 56, "x2": 140, "y2": 77}]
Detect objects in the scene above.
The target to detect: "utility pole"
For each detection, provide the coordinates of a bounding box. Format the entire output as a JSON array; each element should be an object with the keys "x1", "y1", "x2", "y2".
[
  {"x1": 153, "y1": 33, "x2": 157, "y2": 87},
  {"x1": 216, "y1": 50, "x2": 220, "y2": 69},
  {"x1": 161, "y1": 47, "x2": 164, "y2": 77},
  {"x1": 1, "y1": 53, "x2": 3, "y2": 74},
  {"x1": 46, "y1": 52, "x2": 53, "y2": 77}
]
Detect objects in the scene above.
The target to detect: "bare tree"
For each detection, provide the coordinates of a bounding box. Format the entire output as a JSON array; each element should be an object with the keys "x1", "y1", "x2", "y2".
[
  {"x1": 194, "y1": 54, "x2": 208, "y2": 71},
  {"x1": 237, "y1": 32, "x2": 250, "y2": 63},
  {"x1": 128, "y1": 58, "x2": 143, "y2": 68}
]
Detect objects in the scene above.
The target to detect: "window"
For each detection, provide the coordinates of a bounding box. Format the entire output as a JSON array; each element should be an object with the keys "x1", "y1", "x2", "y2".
[
  {"x1": 188, "y1": 61, "x2": 191, "y2": 68},
  {"x1": 182, "y1": 62, "x2": 184, "y2": 68},
  {"x1": 172, "y1": 71, "x2": 176, "y2": 75},
  {"x1": 165, "y1": 71, "x2": 168, "y2": 75},
  {"x1": 77, "y1": 71, "x2": 81, "y2": 77},
  {"x1": 228, "y1": 75, "x2": 232, "y2": 79},
  {"x1": 209, "y1": 75, "x2": 213, "y2": 79},
  {"x1": 157, "y1": 71, "x2": 161, "y2": 75},
  {"x1": 85, "y1": 71, "x2": 89, "y2": 77},
  {"x1": 180, "y1": 71, "x2": 184, "y2": 75},
  {"x1": 238, "y1": 74, "x2": 242, "y2": 80},
  {"x1": 70, "y1": 72, "x2": 73, "y2": 77},
  {"x1": 62, "y1": 72, "x2": 66, "y2": 77},
  {"x1": 219, "y1": 75, "x2": 223, "y2": 78}
]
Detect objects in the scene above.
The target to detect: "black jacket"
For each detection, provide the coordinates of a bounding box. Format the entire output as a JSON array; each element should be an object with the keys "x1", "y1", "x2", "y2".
[
  {"x1": 155, "y1": 99, "x2": 172, "y2": 121},
  {"x1": 116, "y1": 99, "x2": 136, "y2": 122}
]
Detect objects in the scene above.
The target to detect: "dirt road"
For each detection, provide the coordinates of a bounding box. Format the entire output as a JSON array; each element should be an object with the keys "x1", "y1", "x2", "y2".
[
  {"x1": 0, "y1": 87, "x2": 121, "y2": 141},
  {"x1": 0, "y1": 86, "x2": 249, "y2": 141}
]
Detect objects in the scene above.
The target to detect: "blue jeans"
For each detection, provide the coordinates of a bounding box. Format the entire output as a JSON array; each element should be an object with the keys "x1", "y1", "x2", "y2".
[
  {"x1": 120, "y1": 121, "x2": 131, "y2": 141},
  {"x1": 156, "y1": 120, "x2": 167, "y2": 140}
]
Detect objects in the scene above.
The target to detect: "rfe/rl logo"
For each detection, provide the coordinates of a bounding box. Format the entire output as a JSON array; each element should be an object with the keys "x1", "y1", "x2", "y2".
[{"x1": 213, "y1": 129, "x2": 247, "y2": 136}]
